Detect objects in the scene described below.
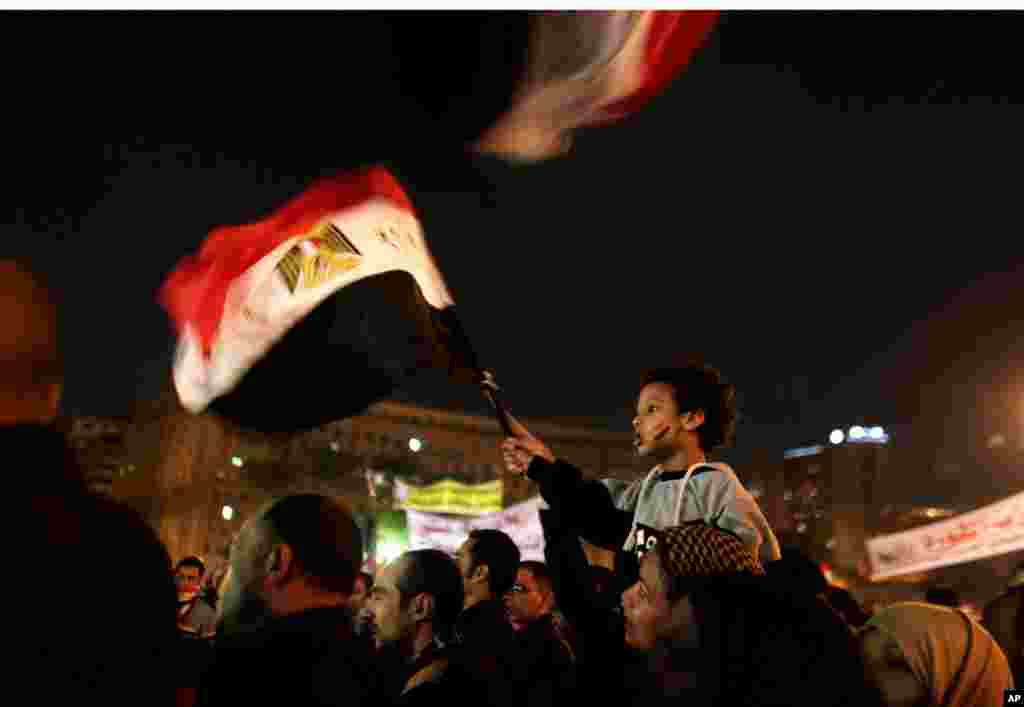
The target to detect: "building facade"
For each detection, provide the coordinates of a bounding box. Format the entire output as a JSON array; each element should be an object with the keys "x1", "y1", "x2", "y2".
[
  {"x1": 778, "y1": 438, "x2": 890, "y2": 576},
  {"x1": 91, "y1": 399, "x2": 636, "y2": 574}
]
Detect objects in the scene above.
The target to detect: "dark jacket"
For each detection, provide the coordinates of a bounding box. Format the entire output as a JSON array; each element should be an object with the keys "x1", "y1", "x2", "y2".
[
  {"x1": 984, "y1": 586, "x2": 1024, "y2": 686},
  {"x1": 452, "y1": 599, "x2": 521, "y2": 707},
  {"x1": 538, "y1": 507, "x2": 634, "y2": 704},
  {"x1": 529, "y1": 458, "x2": 634, "y2": 551},
  {"x1": 513, "y1": 612, "x2": 576, "y2": 705},
  {"x1": 454, "y1": 598, "x2": 519, "y2": 671},
  {"x1": 517, "y1": 614, "x2": 574, "y2": 679},
  {"x1": 381, "y1": 640, "x2": 456, "y2": 707},
  {"x1": 197, "y1": 606, "x2": 379, "y2": 707}
]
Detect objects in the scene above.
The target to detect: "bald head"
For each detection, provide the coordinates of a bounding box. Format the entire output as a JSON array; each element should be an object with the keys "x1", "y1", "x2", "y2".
[{"x1": 0, "y1": 260, "x2": 62, "y2": 424}]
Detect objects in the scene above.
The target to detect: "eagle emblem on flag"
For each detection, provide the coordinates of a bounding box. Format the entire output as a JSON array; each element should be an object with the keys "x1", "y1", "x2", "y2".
[{"x1": 276, "y1": 222, "x2": 363, "y2": 293}]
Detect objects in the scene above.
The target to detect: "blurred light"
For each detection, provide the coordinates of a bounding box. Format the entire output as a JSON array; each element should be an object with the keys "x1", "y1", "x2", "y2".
[
  {"x1": 329, "y1": 441, "x2": 341, "y2": 453},
  {"x1": 783, "y1": 490, "x2": 793, "y2": 501},
  {"x1": 826, "y1": 537, "x2": 837, "y2": 550},
  {"x1": 784, "y1": 445, "x2": 824, "y2": 459},
  {"x1": 796, "y1": 522, "x2": 807, "y2": 534},
  {"x1": 221, "y1": 505, "x2": 234, "y2": 521},
  {"x1": 829, "y1": 429, "x2": 845, "y2": 445},
  {"x1": 231, "y1": 456, "x2": 244, "y2": 467},
  {"x1": 377, "y1": 541, "x2": 404, "y2": 566},
  {"x1": 408, "y1": 437, "x2": 422, "y2": 453},
  {"x1": 869, "y1": 426, "x2": 885, "y2": 440},
  {"x1": 849, "y1": 426, "x2": 866, "y2": 440},
  {"x1": 988, "y1": 434, "x2": 1006, "y2": 449}
]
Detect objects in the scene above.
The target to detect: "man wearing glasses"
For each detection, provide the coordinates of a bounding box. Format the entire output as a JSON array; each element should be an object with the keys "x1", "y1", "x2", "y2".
[{"x1": 505, "y1": 561, "x2": 575, "y2": 695}]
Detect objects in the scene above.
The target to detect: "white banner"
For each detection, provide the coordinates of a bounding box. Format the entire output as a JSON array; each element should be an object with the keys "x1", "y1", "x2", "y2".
[
  {"x1": 405, "y1": 496, "x2": 547, "y2": 562},
  {"x1": 866, "y1": 490, "x2": 1024, "y2": 580}
]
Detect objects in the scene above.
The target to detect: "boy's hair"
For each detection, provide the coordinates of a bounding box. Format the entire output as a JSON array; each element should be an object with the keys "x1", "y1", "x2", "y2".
[{"x1": 639, "y1": 362, "x2": 737, "y2": 452}]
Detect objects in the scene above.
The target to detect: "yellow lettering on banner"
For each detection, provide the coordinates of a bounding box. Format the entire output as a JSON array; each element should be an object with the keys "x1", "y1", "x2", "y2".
[{"x1": 401, "y1": 480, "x2": 503, "y2": 515}]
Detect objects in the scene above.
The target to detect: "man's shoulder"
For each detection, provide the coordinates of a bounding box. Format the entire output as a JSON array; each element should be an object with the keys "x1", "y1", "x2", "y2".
[{"x1": 986, "y1": 587, "x2": 1024, "y2": 614}]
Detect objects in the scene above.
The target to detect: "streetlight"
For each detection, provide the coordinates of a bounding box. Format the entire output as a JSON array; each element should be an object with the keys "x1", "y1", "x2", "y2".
[
  {"x1": 408, "y1": 437, "x2": 422, "y2": 453},
  {"x1": 869, "y1": 426, "x2": 885, "y2": 440},
  {"x1": 849, "y1": 426, "x2": 866, "y2": 441},
  {"x1": 231, "y1": 456, "x2": 244, "y2": 467},
  {"x1": 829, "y1": 429, "x2": 845, "y2": 445},
  {"x1": 221, "y1": 505, "x2": 235, "y2": 521}
]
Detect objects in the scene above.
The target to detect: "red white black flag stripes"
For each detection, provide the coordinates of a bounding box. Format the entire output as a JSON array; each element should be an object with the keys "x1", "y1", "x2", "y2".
[
  {"x1": 160, "y1": 167, "x2": 484, "y2": 433},
  {"x1": 477, "y1": 11, "x2": 719, "y2": 161}
]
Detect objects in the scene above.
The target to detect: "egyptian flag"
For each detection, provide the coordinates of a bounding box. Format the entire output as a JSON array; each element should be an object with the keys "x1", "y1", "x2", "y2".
[
  {"x1": 476, "y1": 11, "x2": 719, "y2": 162},
  {"x1": 159, "y1": 167, "x2": 486, "y2": 434}
]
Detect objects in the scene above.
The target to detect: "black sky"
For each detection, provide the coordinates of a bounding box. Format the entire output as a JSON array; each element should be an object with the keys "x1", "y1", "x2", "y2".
[{"x1": 5, "y1": 12, "x2": 1023, "y2": 490}]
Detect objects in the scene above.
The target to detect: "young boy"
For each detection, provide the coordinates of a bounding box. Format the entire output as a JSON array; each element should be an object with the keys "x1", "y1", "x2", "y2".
[{"x1": 502, "y1": 362, "x2": 780, "y2": 567}]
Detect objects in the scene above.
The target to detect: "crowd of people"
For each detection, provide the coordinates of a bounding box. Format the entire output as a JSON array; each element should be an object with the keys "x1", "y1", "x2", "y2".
[{"x1": 8, "y1": 251, "x2": 1022, "y2": 707}]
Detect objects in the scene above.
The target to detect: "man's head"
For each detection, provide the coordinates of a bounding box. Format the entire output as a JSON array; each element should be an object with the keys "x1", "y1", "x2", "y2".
[
  {"x1": 348, "y1": 571, "x2": 374, "y2": 612},
  {"x1": 174, "y1": 556, "x2": 205, "y2": 602},
  {"x1": 368, "y1": 550, "x2": 463, "y2": 654},
  {"x1": 632, "y1": 363, "x2": 736, "y2": 461},
  {"x1": 219, "y1": 494, "x2": 362, "y2": 636},
  {"x1": 505, "y1": 561, "x2": 556, "y2": 627},
  {"x1": 455, "y1": 529, "x2": 520, "y2": 609},
  {"x1": 0, "y1": 259, "x2": 62, "y2": 425}
]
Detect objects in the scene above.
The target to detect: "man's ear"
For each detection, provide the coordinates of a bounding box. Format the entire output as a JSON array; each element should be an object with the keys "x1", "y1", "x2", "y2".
[
  {"x1": 265, "y1": 543, "x2": 295, "y2": 586},
  {"x1": 410, "y1": 593, "x2": 436, "y2": 622},
  {"x1": 683, "y1": 409, "x2": 705, "y2": 432},
  {"x1": 472, "y1": 563, "x2": 490, "y2": 588}
]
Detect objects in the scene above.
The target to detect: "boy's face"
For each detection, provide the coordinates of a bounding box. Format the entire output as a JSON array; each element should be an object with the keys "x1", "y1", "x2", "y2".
[{"x1": 632, "y1": 382, "x2": 687, "y2": 458}]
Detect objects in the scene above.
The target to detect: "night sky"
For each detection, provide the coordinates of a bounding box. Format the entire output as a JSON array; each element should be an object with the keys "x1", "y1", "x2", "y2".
[{"x1": 5, "y1": 12, "x2": 1023, "y2": 501}]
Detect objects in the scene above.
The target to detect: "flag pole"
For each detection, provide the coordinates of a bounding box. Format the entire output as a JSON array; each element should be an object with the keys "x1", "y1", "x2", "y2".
[{"x1": 479, "y1": 370, "x2": 514, "y2": 437}]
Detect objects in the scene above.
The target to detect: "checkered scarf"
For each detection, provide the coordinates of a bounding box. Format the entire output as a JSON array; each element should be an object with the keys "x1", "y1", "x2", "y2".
[{"x1": 657, "y1": 522, "x2": 765, "y2": 581}]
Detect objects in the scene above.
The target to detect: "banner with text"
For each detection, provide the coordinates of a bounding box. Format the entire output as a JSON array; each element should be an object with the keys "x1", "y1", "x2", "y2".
[
  {"x1": 395, "y1": 478, "x2": 503, "y2": 515},
  {"x1": 405, "y1": 495, "x2": 546, "y2": 562},
  {"x1": 867, "y1": 490, "x2": 1024, "y2": 580}
]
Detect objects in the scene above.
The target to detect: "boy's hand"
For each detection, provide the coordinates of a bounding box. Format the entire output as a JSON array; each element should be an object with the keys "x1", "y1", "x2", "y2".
[{"x1": 501, "y1": 414, "x2": 555, "y2": 476}]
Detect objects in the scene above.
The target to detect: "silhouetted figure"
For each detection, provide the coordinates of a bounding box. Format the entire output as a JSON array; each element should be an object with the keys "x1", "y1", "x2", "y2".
[{"x1": 199, "y1": 494, "x2": 378, "y2": 707}]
